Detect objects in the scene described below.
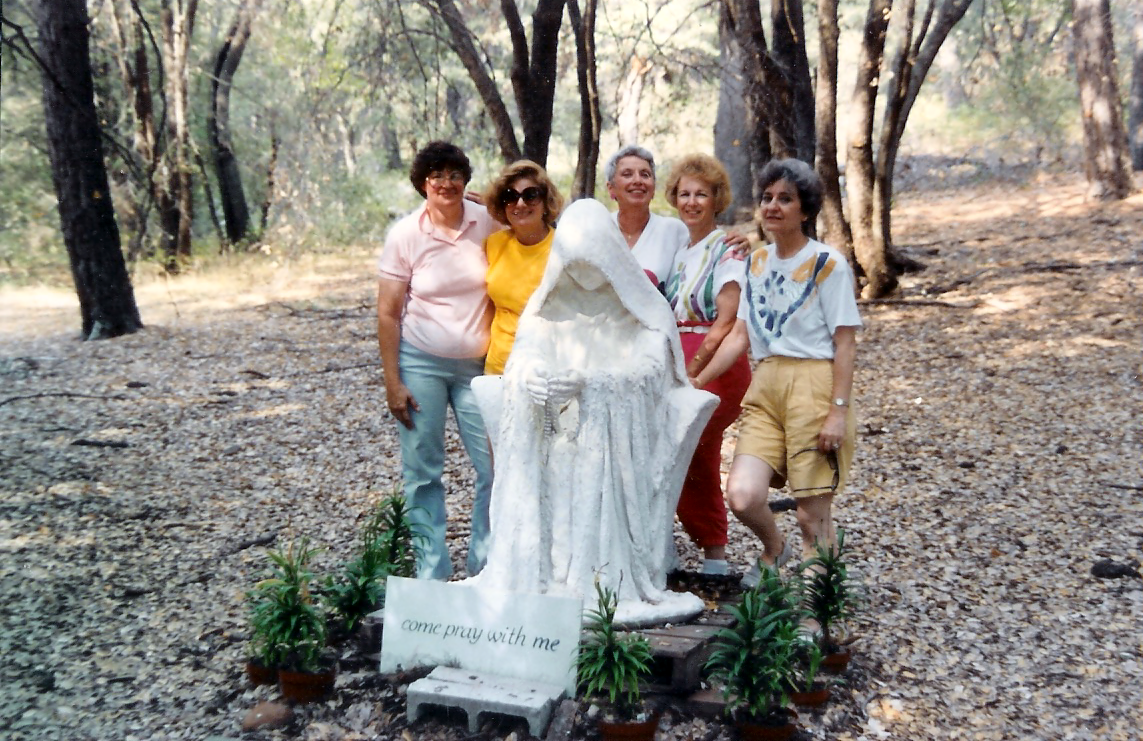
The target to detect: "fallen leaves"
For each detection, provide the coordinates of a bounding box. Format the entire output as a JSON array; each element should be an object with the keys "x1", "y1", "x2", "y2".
[{"x1": 0, "y1": 175, "x2": 1141, "y2": 740}]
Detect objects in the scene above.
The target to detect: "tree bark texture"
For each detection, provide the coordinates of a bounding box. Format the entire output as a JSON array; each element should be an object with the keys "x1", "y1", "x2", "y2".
[
  {"x1": 846, "y1": 0, "x2": 894, "y2": 298},
  {"x1": 209, "y1": 0, "x2": 261, "y2": 245},
  {"x1": 1071, "y1": 0, "x2": 1133, "y2": 199},
  {"x1": 723, "y1": 0, "x2": 782, "y2": 200},
  {"x1": 715, "y1": 0, "x2": 755, "y2": 223},
  {"x1": 1128, "y1": 3, "x2": 1143, "y2": 170},
  {"x1": 617, "y1": 55, "x2": 653, "y2": 146},
  {"x1": 36, "y1": 0, "x2": 143, "y2": 339},
  {"x1": 503, "y1": 0, "x2": 565, "y2": 166},
  {"x1": 159, "y1": 0, "x2": 198, "y2": 272},
  {"x1": 429, "y1": 0, "x2": 522, "y2": 161},
  {"x1": 568, "y1": 0, "x2": 601, "y2": 198},
  {"x1": 876, "y1": 0, "x2": 974, "y2": 267},
  {"x1": 105, "y1": 0, "x2": 160, "y2": 263},
  {"x1": 770, "y1": 0, "x2": 815, "y2": 162},
  {"x1": 814, "y1": 0, "x2": 851, "y2": 255}
]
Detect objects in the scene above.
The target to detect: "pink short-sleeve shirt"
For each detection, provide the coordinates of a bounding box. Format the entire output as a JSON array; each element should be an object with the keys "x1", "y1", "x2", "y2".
[{"x1": 377, "y1": 200, "x2": 500, "y2": 359}]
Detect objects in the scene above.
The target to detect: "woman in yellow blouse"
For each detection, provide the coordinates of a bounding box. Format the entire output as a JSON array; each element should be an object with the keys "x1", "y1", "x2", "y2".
[{"x1": 481, "y1": 160, "x2": 565, "y2": 375}]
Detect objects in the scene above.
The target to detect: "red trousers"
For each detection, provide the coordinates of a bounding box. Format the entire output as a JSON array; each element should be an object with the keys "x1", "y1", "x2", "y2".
[{"x1": 676, "y1": 332, "x2": 751, "y2": 548}]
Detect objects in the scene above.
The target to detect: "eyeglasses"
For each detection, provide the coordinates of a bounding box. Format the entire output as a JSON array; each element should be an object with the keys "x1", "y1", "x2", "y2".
[
  {"x1": 427, "y1": 171, "x2": 466, "y2": 186},
  {"x1": 790, "y1": 447, "x2": 840, "y2": 495},
  {"x1": 498, "y1": 186, "x2": 545, "y2": 207}
]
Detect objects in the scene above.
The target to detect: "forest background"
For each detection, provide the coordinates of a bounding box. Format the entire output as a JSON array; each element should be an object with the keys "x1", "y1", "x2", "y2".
[{"x1": 1, "y1": 0, "x2": 1141, "y2": 316}]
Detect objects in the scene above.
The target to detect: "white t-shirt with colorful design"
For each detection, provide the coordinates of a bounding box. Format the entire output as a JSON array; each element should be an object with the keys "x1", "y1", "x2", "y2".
[
  {"x1": 663, "y1": 228, "x2": 745, "y2": 323},
  {"x1": 738, "y1": 239, "x2": 862, "y2": 360}
]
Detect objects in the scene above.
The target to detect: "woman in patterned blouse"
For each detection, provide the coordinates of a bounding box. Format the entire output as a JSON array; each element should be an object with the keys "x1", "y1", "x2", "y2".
[{"x1": 662, "y1": 154, "x2": 751, "y2": 576}]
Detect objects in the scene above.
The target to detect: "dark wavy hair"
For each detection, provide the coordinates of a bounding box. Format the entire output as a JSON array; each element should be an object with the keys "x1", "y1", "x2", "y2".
[
  {"x1": 757, "y1": 158, "x2": 823, "y2": 236},
  {"x1": 409, "y1": 141, "x2": 472, "y2": 198}
]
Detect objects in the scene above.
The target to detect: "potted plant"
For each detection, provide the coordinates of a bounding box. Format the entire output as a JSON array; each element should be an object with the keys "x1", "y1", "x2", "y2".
[
  {"x1": 705, "y1": 564, "x2": 800, "y2": 741},
  {"x1": 798, "y1": 529, "x2": 862, "y2": 673},
  {"x1": 247, "y1": 538, "x2": 336, "y2": 702},
  {"x1": 788, "y1": 640, "x2": 831, "y2": 707},
  {"x1": 576, "y1": 580, "x2": 659, "y2": 741},
  {"x1": 324, "y1": 493, "x2": 424, "y2": 652}
]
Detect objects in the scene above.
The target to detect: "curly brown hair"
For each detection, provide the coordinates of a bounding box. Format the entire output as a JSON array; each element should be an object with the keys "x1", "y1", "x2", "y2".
[
  {"x1": 664, "y1": 154, "x2": 733, "y2": 216},
  {"x1": 482, "y1": 160, "x2": 565, "y2": 227}
]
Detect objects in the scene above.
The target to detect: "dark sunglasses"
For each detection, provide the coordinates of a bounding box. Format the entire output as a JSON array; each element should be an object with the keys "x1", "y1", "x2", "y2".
[{"x1": 499, "y1": 186, "x2": 545, "y2": 207}]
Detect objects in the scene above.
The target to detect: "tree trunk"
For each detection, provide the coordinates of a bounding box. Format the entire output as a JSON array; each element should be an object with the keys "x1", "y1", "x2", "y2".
[
  {"x1": 617, "y1": 55, "x2": 653, "y2": 146},
  {"x1": 568, "y1": 0, "x2": 601, "y2": 199},
  {"x1": 1071, "y1": 0, "x2": 1133, "y2": 199},
  {"x1": 503, "y1": 0, "x2": 565, "y2": 166},
  {"x1": 874, "y1": 0, "x2": 920, "y2": 259},
  {"x1": 770, "y1": 0, "x2": 815, "y2": 163},
  {"x1": 209, "y1": 0, "x2": 260, "y2": 245},
  {"x1": 1127, "y1": 3, "x2": 1143, "y2": 170},
  {"x1": 715, "y1": 0, "x2": 754, "y2": 223},
  {"x1": 159, "y1": 0, "x2": 198, "y2": 273},
  {"x1": 431, "y1": 0, "x2": 521, "y2": 161},
  {"x1": 876, "y1": 0, "x2": 974, "y2": 270},
  {"x1": 846, "y1": 0, "x2": 894, "y2": 298},
  {"x1": 814, "y1": 0, "x2": 851, "y2": 255},
  {"x1": 35, "y1": 0, "x2": 143, "y2": 339}
]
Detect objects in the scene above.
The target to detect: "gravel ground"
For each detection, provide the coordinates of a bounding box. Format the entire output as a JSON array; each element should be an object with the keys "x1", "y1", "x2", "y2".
[{"x1": 1, "y1": 176, "x2": 1140, "y2": 740}]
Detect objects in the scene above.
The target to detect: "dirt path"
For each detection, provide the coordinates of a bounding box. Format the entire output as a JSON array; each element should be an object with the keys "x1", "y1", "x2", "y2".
[{"x1": 1, "y1": 177, "x2": 1140, "y2": 740}]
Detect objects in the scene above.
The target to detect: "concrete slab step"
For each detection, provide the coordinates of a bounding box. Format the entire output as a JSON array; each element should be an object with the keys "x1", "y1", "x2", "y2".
[{"x1": 406, "y1": 666, "x2": 565, "y2": 735}]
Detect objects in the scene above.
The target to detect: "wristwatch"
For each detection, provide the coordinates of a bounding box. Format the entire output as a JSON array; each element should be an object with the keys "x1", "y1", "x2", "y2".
[{"x1": 832, "y1": 398, "x2": 849, "y2": 407}]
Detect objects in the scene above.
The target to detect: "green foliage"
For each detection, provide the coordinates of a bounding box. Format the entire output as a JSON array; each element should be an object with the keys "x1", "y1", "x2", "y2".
[
  {"x1": 576, "y1": 581, "x2": 654, "y2": 719},
  {"x1": 797, "y1": 529, "x2": 862, "y2": 650},
  {"x1": 939, "y1": 0, "x2": 1079, "y2": 154},
  {"x1": 324, "y1": 492, "x2": 425, "y2": 633},
  {"x1": 793, "y1": 638, "x2": 825, "y2": 692},
  {"x1": 247, "y1": 538, "x2": 328, "y2": 672},
  {"x1": 705, "y1": 566, "x2": 799, "y2": 723}
]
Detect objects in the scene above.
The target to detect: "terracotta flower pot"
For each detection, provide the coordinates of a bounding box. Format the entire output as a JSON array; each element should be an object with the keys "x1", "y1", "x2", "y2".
[
  {"x1": 790, "y1": 685, "x2": 831, "y2": 707},
  {"x1": 734, "y1": 717, "x2": 797, "y2": 741},
  {"x1": 821, "y1": 648, "x2": 852, "y2": 673},
  {"x1": 278, "y1": 666, "x2": 336, "y2": 703},
  {"x1": 598, "y1": 709, "x2": 661, "y2": 741},
  {"x1": 245, "y1": 660, "x2": 277, "y2": 686}
]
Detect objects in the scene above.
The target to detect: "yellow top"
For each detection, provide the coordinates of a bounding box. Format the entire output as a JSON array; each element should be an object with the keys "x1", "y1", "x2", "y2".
[{"x1": 484, "y1": 227, "x2": 554, "y2": 374}]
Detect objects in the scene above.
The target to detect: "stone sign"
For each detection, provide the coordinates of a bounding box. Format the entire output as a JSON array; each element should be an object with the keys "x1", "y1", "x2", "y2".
[{"x1": 379, "y1": 576, "x2": 581, "y2": 694}]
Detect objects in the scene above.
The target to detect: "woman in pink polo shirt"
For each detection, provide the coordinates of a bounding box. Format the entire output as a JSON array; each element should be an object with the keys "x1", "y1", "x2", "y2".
[{"x1": 376, "y1": 141, "x2": 499, "y2": 581}]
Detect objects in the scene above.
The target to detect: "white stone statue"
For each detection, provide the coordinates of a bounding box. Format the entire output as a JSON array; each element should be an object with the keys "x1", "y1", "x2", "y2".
[{"x1": 469, "y1": 198, "x2": 717, "y2": 626}]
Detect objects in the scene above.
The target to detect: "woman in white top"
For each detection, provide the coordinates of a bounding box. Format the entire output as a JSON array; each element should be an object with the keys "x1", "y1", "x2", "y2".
[
  {"x1": 662, "y1": 154, "x2": 751, "y2": 576},
  {"x1": 694, "y1": 159, "x2": 862, "y2": 588},
  {"x1": 604, "y1": 145, "x2": 689, "y2": 288}
]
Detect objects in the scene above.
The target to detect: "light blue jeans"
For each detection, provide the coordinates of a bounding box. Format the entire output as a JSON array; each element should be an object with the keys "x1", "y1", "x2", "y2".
[{"x1": 397, "y1": 341, "x2": 492, "y2": 580}]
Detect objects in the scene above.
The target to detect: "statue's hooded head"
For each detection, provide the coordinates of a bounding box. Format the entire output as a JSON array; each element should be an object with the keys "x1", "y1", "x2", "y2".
[{"x1": 520, "y1": 198, "x2": 688, "y2": 384}]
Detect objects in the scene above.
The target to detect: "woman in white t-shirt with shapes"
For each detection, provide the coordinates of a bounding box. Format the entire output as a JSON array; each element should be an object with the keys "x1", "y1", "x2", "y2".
[{"x1": 692, "y1": 158, "x2": 862, "y2": 589}]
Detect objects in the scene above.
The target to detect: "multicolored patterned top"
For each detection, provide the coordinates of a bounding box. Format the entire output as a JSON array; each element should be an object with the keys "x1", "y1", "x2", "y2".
[{"x1": 662, "y1": 228, "x2": 745, "y2": 323}]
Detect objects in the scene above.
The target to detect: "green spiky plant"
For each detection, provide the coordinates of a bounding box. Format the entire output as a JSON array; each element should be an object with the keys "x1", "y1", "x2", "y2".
[
  {"x1": 576, "y1": 580, "x2": 655, "y2": 721},
  {"x1": 247, "y1": 538, "x2": 328, "y2": 672},
  {"x1": 367, "y1": 491, "x2": 424, "y2": 579},
  {"x1": 798, "y1": 529, "x2": 862, "y2": 655},
  {"x1": 705, "y1": 564, "x2": 800, "y2": 725},
  {"x1": 325, "y1": 492, "x2": 425, "y2": 634}
]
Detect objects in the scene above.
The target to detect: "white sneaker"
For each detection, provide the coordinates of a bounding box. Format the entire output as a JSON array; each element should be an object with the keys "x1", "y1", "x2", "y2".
[
  {"x1": 741, "y1": 539, "x2": 796, "y2": 589},
  {"x1": 701, "y1": 559, "x2": 729, "y2": 576}
]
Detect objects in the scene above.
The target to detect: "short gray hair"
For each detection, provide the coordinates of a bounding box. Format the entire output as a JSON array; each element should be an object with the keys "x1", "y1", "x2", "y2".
[
  {"x1": 757, "y1": 158, "x2": 824, "y2": 235},
  {"x1": 604, "y1": 145, "x2": 657, "y2": 183}
]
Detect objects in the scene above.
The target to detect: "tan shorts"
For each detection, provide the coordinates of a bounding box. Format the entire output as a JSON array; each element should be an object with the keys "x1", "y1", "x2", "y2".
[{"x1": 736, "y1": 356, "x2": 856, "y2": 497}]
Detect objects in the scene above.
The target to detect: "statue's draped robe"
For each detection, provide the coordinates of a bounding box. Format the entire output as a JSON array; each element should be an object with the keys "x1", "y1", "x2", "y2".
[{"x1": 471, "y1": 199, "x2": 716, "y2": 617}]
